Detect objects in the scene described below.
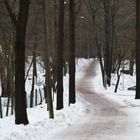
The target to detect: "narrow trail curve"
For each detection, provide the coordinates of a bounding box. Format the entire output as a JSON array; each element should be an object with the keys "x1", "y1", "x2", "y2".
[{"x1": 51, "y1": 60, "x2": 138, "y2": 140}]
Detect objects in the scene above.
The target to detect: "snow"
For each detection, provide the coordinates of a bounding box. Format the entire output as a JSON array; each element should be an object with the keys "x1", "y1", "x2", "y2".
[
  {"x1": 0, "y1": 58, "x2": 92, "y2": 140},
  {"x1": 0, "y1": 58, "x2": 140, "y2": 139},
  {"x1": 92, "y1": 60, "x2": 140, "y2": 108},
  {"x1": 92, "y1": 60, "x2": 140, "y2": 138}
]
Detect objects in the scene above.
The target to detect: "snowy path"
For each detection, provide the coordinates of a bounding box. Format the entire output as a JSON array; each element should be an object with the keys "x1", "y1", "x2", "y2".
[{"x1": 51, "y1": 60, "x2": 139, "y2": 140}]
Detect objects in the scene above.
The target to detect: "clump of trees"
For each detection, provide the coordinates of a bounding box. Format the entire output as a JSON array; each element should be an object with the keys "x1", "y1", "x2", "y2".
[
  {"x1": 84, "y1": 0, "x2": 136, "y2": 92},
  {"x1": 0, "y1": 0, "x2": 139, "y2": 125},
  {"x1": 0, "y1": 0, "x2": 78, "y2": 125}
]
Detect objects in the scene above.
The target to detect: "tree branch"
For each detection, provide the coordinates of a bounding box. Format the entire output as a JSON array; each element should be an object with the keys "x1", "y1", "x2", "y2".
[{"x1": 3, "y1": 0, "x2": 17, "y2": 25}]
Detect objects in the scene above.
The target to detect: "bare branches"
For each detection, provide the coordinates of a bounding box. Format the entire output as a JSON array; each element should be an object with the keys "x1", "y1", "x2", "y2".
[
  {"x1": 84, "y1": 0, "x2": 100, "y2": 17},
  {"x1": 3, "y1": 0, "x2": 17, "y2": 25},
  {"x1": 75, "y1": 0, "x2": 82, "y2": 16}
]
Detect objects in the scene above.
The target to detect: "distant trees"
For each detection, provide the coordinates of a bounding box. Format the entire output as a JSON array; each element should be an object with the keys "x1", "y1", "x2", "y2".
[
  {"x1": 84, "y1": 0, "x2": 105, "y2": 86},
  {"x1": 0, "y1": 2, "x2": 13, "y2": 98},
  {"x1": 84, "y1": 0, "x2": 135, "y2": 89}
]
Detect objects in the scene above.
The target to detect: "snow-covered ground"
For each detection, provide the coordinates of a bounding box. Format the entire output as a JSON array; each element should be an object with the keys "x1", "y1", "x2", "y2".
[
  {"x1": 92, "y1": 60, "x2": 140, "y2": 108},
  {"x1": 92, "y1": 60, "x2": 140, "y2": 137},
  {"x1": 0, "y1": 58, "x2": 92, "y2": 140},
  {"x1": 0, "y1": 58, "x2": 140, "y2": 140}
]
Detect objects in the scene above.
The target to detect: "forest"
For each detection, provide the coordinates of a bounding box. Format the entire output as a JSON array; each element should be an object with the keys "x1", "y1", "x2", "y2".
[{"x1": 0, "y1": 0, "x2": 140, "y2": 139}]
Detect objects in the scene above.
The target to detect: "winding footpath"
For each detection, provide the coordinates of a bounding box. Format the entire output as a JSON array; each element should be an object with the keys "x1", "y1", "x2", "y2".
[{"x1": 51, "y1": 60, "x2": 139, "y2": 140}]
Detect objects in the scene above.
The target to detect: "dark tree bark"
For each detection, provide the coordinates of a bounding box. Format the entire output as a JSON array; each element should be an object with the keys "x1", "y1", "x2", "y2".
[
  {"x1": 104, "y1": 0, "x2": 111, "y2": 87},
  {"x1": 114, "y1": 60, "x2": 121, "y2": 93},
  {"x1": 0, "y1": 49, "x2": 7, "y2": 97},
  {"x1": 95, "y1": 35, "x2": 105, "y2": 87},
  {"x1": 56, "y1": 0, "x2": 64, "y2": 110},
  {"x1": 52, "y1": 0, "x2": 58, "y2": 94},
  {"x1": 129, "y1": 48, "x2": 135, "y2": 76},
  {"x1": 0, "y1": 96, "x2": 2, "y2": 118},
  {"x1": 69, "y1": 0, "x2": 76, "y2": 105},
  {"x1": 30, "y1": 48, "x2": 36, "y2": 108},
  {"x1": 15, "y1": 0, "x2": 30, "y2": 125},
  {"x1": 129, "y1": 59, "x2": 135, "y2": 76},
  {"x1": 15, "y1": 33, "x2": 28, "y2": 124},
  {"x1": 4, "y1": 0, "x2": 30, "y2": 124},
  {"x1": 136, "y1": 0, "x2": 140, "y2": 99},
  {"x1": 42, "y1": 0, "x2": 54, "y2": 118}
]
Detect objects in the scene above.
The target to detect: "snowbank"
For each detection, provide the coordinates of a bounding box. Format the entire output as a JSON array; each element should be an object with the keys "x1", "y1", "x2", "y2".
[
  {"x1": 92, "y1": 60, "x2": 140, "y2": 136},
  {"x1": 0, "y1": 58, "x2": 92, "y2": 140}
]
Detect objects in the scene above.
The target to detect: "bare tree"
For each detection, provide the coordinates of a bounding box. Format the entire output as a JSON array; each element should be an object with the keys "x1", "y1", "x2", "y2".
[
  {"x1": 4, "y1": 0, "x2": 30, "y2": 124},
  {"x1": 136, "y1": 0, "x2": 140, "y2": 99},
  {"x1": 42, "y1": 0, "x2": 54, "y2": 118},
  {"x1": 56, "y1": 0, "x2": 64, "y2": 110},
  {"x1": 69, "y1": 0, "x2": 76, "y2": 105}
]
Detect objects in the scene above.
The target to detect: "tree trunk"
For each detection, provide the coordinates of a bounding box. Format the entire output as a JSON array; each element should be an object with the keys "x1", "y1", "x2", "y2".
[
  {"x1": 114, "y1": 61, "x2": 121, "y2": 93},
  {"x1": 104, "y1": 0, "x2": 111, "y2": 87},
  {"x1": 42, "y1": 0, "x2": 54, "y2": 118},
  {"x1": 95, "y1": 36, "x2": 105, "y2": 87},
  {"x1": 0, "y1": 48, "x2": 7, "y2": 97},
  {"x1": 129, "y1": 59, "x2": 135, "y2": 76},
  {"x1": 15, "y1": 35, "x2": 29, "y2": 124},
  {"x1": 114, "y1": 74, "x2": 120, "y2": 93},
  {"x1": 0, "y1": 96, "x2": 3, "y2": 118},
  {"x1": 30, "y1": 51, "x2": 36, "y2": 108},
  {"x1": 14, "y1": 0, "x2": 30, "y2": 125},
  {"x1": 136, "y1": 0, "x2": 140, "y2": 99},
  {"x1": 4, "y1": 0, "x2": 30, "y2": 125},
  {"x1": 56, "y1": 0, "x2": 64, "y2": 110},
  {"x1": 52, "y1": 0, "x2": 58, "y2": 94},
  {"x1": 69, "y1": 0, "x2": 76, "y2": 105},
  {"x1": 129, "y1": 48, "x2": 135, "y2": 76}
]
